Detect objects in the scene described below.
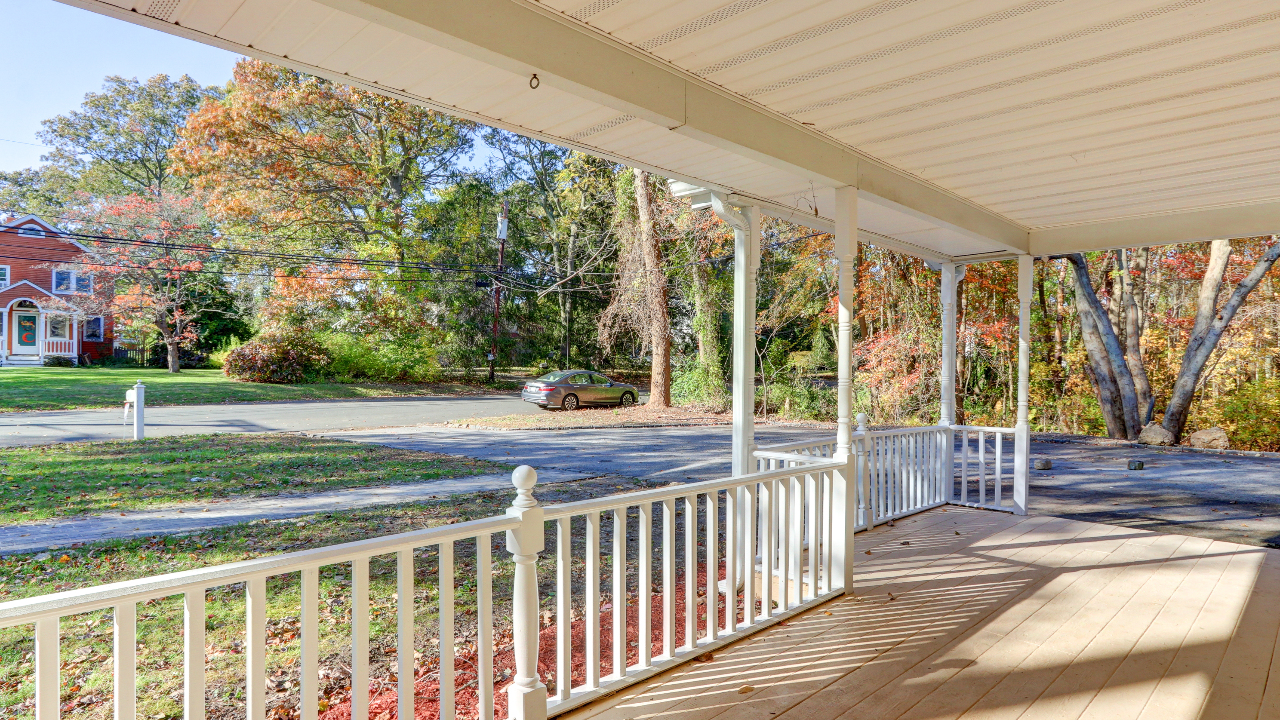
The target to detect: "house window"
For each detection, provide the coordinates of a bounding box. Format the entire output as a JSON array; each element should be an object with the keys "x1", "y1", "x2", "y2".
[
  {"x1": 0, "y1": 265, "x2": 8, "y2": 288},
  {"x1": 48, "y1": 316, "x2": 69, "y2": 340},
  {"x1": 53, "y1": 270, "x2": 90, "y2": 294},
  {"x1": 17, "y1": 225, "x2": 45, "y2": 238},
  {"x1": 83, "y1": 316, "x2": 104, "y2": 342}
]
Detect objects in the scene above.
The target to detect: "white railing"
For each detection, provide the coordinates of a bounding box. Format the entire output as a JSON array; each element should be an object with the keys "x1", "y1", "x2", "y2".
[
  {"x1": 953, "y1": 425, "x2": 1022, "y2": 514},
  {"x1": 44, "y1": 339, "x2": 75, "y2": 355},
  {"x1": 759, "y1": 416, "x2": 1028, "y2": 526},
  {"x1": 1, "y1": 462, "x2": 856, "y2": 720},
  {"x1": 539, "y1": 459, "x2": 847, "y2": 716},
  {"x1": 1, "y1": 511, "x2": 521, "y2": 720}
]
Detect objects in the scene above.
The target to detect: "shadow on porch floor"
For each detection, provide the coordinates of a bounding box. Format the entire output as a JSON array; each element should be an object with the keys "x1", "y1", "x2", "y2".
[{"x1": 561, "y1": 507, "x2": 1280, "y2": 720}]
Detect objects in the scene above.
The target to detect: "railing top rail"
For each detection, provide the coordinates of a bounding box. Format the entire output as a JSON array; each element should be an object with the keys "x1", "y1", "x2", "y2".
[
  {"x1": 861, "y1": 425, "x2": 949, "y2": 437},
  {"x1": 953, "y1": 425, "x2": 1017, "y2": 433},
  {"x1": 0, "y1": 513, "x2": 519, "y2": 627},
  {"x1": 542, "y1": 460, "x2": 843, "y2": 521},
  {"x1": 751, "y1": 450, "x2": 831, "y2": 462},
  {"x1": 754, "y1": 439, "x2": 834, "y2": 453}
]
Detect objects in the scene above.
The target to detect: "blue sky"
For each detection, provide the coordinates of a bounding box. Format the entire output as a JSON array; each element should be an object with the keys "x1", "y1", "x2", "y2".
[{"x1": 0, "y1": 0, "x2": 495, "y2": 173}]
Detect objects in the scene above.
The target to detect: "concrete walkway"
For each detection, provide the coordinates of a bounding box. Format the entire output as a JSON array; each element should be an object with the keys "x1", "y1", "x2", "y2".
[
  {"x1": 0, "y1": 395, "x2": 537, "y2": 447},
  {"x1": 0, "y1": 468, "x2": 589, "y2": 555}
]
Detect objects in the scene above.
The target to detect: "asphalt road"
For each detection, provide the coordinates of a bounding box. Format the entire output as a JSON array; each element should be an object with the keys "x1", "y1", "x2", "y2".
[
  {"x1": 336, "y1": 426, "x2": 1280, "y2": 549},
  {"x1": 0, "y1": 395, "x2": 539, "y2": 446}
]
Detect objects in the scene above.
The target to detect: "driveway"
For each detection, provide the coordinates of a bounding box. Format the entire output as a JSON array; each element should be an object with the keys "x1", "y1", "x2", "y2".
[
  {"x1": 0, "y1": 395, "x2": 537, "y2": 446},
  {"x1": 336, "y1": 426, "x2": 1280, "y2": 549}
]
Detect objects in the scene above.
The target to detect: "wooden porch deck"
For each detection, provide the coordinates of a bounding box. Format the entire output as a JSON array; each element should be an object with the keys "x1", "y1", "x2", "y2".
[{"x1": 562, "y1": 507, "x2": 1280, "y2": 720}]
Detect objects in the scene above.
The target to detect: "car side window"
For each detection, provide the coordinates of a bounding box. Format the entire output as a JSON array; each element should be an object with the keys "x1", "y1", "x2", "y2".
[
  {"x1": 570, "y1": 373, "x2": 589, "y2": 384},
  {"x1": 591, "y1": 374, "x2": 610, "y2": 385}
]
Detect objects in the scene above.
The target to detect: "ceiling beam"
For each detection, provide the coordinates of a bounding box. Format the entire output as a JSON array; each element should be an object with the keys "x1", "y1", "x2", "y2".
[{"x1": 1029, "y1": 199, "x2": 1280, "y2": 254}]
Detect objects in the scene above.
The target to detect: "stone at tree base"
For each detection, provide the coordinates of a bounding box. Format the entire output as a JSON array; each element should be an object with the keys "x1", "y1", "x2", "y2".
[
  {"x1": 1187, "y1": 426, "x2": 1230, "y2": 450},
  {"x1": 1139, "y1": 422, "x2": 1174, "y2": 446},
  {"x1": 1034, "y1": 459, "x2": 1053, "y2": 470}
]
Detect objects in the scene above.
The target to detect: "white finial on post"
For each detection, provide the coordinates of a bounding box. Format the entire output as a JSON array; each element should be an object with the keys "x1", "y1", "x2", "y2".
[
  {"x1": 506, "y1": 466, "x2": 547, "y2": 719},
  {"x1": 856, "y1": 413, "x2": 867, "y2": 433},
  {"x1": 132, "y1": 380, "x2": 146, "y2": 441}
]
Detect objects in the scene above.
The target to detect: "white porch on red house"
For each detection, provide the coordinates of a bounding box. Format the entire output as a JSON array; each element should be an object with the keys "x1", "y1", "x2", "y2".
[{"x1": 0, "y1": 292, "x2": 102, "y2": 367}]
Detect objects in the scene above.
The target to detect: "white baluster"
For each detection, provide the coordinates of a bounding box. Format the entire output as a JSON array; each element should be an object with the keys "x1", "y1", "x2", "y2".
[
  {"x1": 611, "y1": 508, "x2": 626, "y2": 678},
  {"x1": 978, "y1": 432, "x2": 987, "y2": 506},
  {"x1": 300, "y1": 569, "x2": 319, "y2": 720},
  {"x1": 185, "y1": 590, "x2": 205, "y2": 720},
  {"x1": 961, "y1": 430, "x2": 970, "y2": 503},
  {"x1": 247, "y1": 577, "x2": 268, "y2": 720},
  {"x1": 438, "y1": 543, "x2": 455, "y2": 718},
  {"x1": 723, "y1": 488, "x2": 737, "y2": 633},
  {"x1": 114, "y1": 603, "x2": 136, "y2": 720},
  {"x1": 759, "y1": 482, "x2": 773, "y2": 618},
  {"x1": 995, "y1": 432, "x2": 1004, "y2": 507},
  {"x1": 683, "y1": 497, "x2": 696, "y2": 650},
  {"x1": 585, "y1": 512, "x2": 600, "y2": 688},
  {"x1": 505, "y1": 466, "x2": 547, "y2": 720},
  {"x1": 638, "y1": 500, "x2": 652, "y2": 668},
  {"x1": 706, "y1": 493, "x2": 719, "y2": 641},
  {"x1": 661, "y1": 499, "x2": 675, "y2": 658},
  {"x1": 743, "y1": 483, "x2": 757, "y2": 623},
  {"x1": 477, "y1": 533, "x2": 494, "y2": 720},
  {"x1": 35, "y1": 617, "x2": 58, "y2": 720},
  {"x1": 396, "y1": 549, "x2": 415, "y2": 720},
  {"x1": 556, "y1": 518, "x2": 571, "y2": 701}
]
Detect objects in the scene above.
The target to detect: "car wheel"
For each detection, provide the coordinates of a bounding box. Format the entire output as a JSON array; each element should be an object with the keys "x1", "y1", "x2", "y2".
[
  {"x1": 562, "y1": 393, "x2": 580, "y2": 411},
  {"x1": 619, "y1": 392, "x2": 636, "y2": 407}
]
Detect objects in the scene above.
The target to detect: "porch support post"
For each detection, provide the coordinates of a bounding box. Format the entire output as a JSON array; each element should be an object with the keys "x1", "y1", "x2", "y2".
[
  {"x1": 939, "y1": 264, "x2": 958, "y2": 426},
  {"x1": 832, "y1": 186, "x2": 857, "y2": 595},
  {"x1": 506, "y1": 466, "x2": 548, "y2": 720},
  {"x1": 1014, "y1": 255, "x2": 1032, "y2": 515},
  {"x1": 712, "y1": 194, "x2": 760, "y2": 477}
]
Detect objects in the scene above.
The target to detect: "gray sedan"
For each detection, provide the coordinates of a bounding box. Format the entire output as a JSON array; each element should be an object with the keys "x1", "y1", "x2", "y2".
[{"x1": 521, "y1": 370, "x2": 638, "y2": 411}]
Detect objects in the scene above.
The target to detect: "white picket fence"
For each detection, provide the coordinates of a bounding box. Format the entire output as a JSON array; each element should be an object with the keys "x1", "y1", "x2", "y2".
[{"x1": 0, "y1": 461, "x2": 855, "y2": 720}]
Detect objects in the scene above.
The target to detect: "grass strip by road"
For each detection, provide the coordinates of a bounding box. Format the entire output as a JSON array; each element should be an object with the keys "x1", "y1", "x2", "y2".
[
  {"x1": 0, "y1": 434, "x2": 505, "y2": 525},
  {"x1": 0, "y1": 475, "x2": 662, "y2": 720},
  {"x1": 0, "y1": 368, "x2": 520, "y2": 413}
]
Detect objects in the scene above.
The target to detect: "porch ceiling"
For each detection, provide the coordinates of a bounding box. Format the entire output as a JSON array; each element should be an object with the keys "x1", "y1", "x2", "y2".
[
  {"x1": 59, "y1": 0, "x2": 1280, "y2": 260},
  {"x1": 562, "y1": 507, "x2": 1280, "y2": 720}
]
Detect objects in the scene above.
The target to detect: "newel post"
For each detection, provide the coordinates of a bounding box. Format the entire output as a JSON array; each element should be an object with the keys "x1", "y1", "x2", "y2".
[{"x1": 506, "y1": 466, "x2": 548, "y2": 720}]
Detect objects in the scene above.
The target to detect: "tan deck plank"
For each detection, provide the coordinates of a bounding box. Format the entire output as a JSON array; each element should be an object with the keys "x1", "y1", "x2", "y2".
[
  {"x1": 1013, "y1": 533, "x2": 1212, "y2": 720},
  {"x1": 1074, "y1": 536, "x2": 1234, "y2": 720},
  {"x1": 935, "y1": 532, "x2": 1198, "y2": 719},
  {"x1": 855, "y1": 523, "x2": 1148, "y2": 720},
  {"x1": 782, "y1": 519, "x2": 1130, "y2": 720},
  {"x1": 559, "y1": 509, "x2": 1046, "y2": 720},
  {"x1": 1137, "y1": 543, "x2": 1275, "y2": 720},
  {"x1": 1253, "y1": 550, "x2": 1280, "y2": 720}
]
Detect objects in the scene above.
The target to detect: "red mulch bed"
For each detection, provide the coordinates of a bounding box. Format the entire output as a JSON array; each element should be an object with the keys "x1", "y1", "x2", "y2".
[{"x1": 320, "y1": 565, "x2": 742, "y2": 720}]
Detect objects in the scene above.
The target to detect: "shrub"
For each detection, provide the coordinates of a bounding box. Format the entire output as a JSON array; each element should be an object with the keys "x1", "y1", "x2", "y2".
[
  {"x1": 42, "y1": 356, "x2": 75, "y2": 368},
  {"x1": 147, "y1": 344, "x2": 210, "y2": 369},
  {"x1": 759, "y1": 376, "x2": 837, "y2": 421},
  {"x1": 223, "y1": 333, "x2": 330, "y2": 384},
  {"x1": 1208, "y1": 380, "x2": 1280, "y2": 451},
  {"x1": 671, "y1": 357, "x2": 729, "y2": 412},
  {"x1": 321, "y1": 333, "x2": 440, "y2": 383}
]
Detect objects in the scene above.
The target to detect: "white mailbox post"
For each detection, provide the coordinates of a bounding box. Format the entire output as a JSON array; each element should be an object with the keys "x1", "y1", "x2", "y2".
[{"x1": 126, "y1": 381, "x2": 145, "y2": 440}]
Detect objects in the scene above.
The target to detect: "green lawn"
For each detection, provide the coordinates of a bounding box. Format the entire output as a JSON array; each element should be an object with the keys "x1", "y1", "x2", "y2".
[
  {"x1": 0, "y1": 434, "x2": 505, "y2": 525},
  {"x1": 0, "y1": 368, "x2": 519, "y2": 413}
]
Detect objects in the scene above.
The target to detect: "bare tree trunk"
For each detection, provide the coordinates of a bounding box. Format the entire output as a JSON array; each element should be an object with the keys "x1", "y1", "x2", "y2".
[
  {"x1": 1054, "y1": 262, "x2": 1067, "y2": 392},
  {"x1": 158, "y1": 315, "x2": 181, "y2": 373},
  {"x1": 855, "y1": 240, "x2": 868, "y2": 339},
  {"x1": 634, "y1": 169, "x2": 671, "y2": 407},
  {"x1": 1065, "y1": 254, "x2": 1141, "y2": 437},
  {"x1": 1162, "y1": 238, "x2": 1280, "y2": 441},
  {"x1": 692, "y1": 258, "x2": 718, "y2": 367},
  {"x1": 1118, "y1": 248, "x2": 1153, "y2": 422}
]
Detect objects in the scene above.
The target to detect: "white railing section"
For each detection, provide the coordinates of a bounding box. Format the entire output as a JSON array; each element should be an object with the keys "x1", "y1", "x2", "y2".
[
  {"x1": 0, "y1": 511, "x2": 521, "y2": 720},
  {"x1": 44, "y1": 339, "x2": 75, "y2": 355},
  {"x1": 538, "y1": 459, "x2": 846, "y2": 716},
  {"x1": 759, "y1": 415, "x2": 1029, "y2": 526},
  {"x1": 2, "y1": 462, "x2": 858, "y2": 720},
  {"x1": 953, "y1": 425, "x2": 1021, "y2": 514}
]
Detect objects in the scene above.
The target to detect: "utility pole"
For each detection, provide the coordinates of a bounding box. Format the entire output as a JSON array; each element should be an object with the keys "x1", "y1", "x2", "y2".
[{"x1": 489, "y1": 200, "x2": 508, "y2": 383}]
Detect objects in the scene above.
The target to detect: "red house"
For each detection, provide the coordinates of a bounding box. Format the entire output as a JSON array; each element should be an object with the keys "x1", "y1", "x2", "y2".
[{"x1": 0, "y1": 215, "x2": 114, "y2": 366}]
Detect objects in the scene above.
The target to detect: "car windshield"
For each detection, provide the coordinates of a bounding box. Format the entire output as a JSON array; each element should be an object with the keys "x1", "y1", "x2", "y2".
[{"x1": 535, "y1": 371, "x2": 572, "y2": 382}]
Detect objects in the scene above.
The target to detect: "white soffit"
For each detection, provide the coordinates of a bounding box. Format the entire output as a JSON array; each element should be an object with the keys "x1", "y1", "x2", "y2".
[{"x1": 57, "y1": 0, "x2": 1280, "y2": 259}]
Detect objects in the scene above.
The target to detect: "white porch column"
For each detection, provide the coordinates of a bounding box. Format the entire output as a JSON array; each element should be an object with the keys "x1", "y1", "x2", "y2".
[
  {"x1": 939, "y1": 263, "x2": 958, "y2": 426},
  {"x1": 832, "y1": 186, "x2": 857, "y2": 595},
  {"x1": 712, "y1": 194, "x2": 760, "y2": 477},
  {"x1": 1014, "y1": 255, "x2": 1032, "y2": 515}
]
